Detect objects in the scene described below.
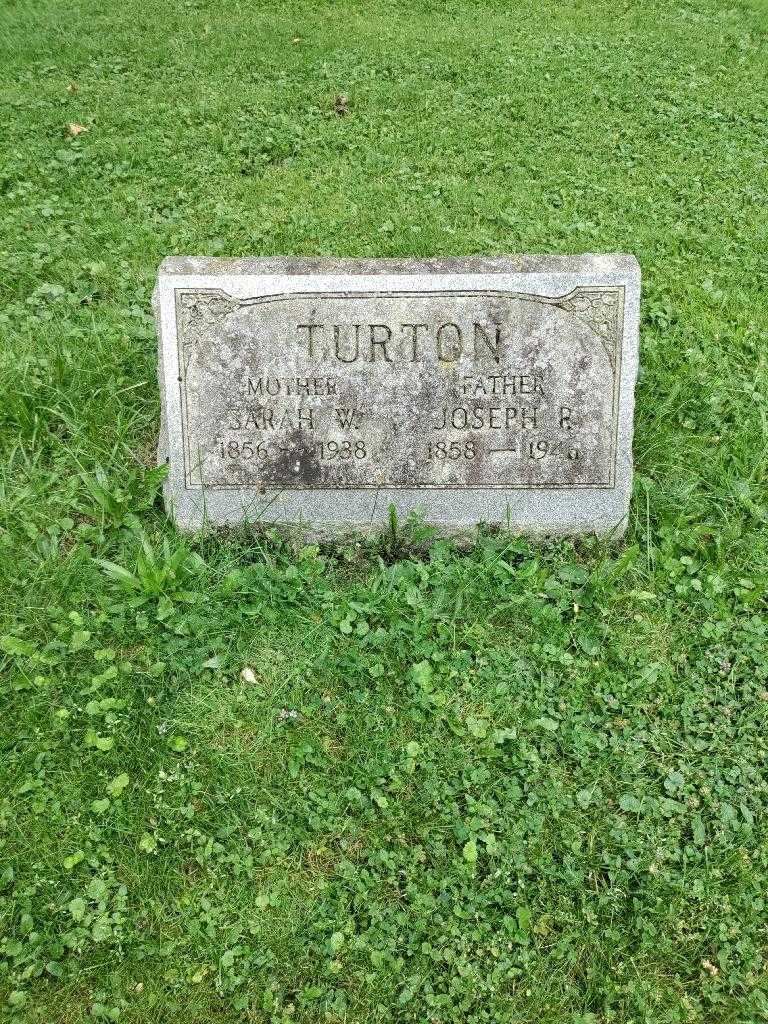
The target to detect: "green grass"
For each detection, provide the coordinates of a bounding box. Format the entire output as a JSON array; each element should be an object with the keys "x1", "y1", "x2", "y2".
[{"x1": 1, "y1": 0, "x2": 768, "y2": 1020}]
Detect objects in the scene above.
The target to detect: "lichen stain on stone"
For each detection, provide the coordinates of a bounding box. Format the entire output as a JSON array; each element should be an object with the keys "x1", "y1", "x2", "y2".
[{"x1": 263, "y1": 430, "x2": 323, "y2": 487}]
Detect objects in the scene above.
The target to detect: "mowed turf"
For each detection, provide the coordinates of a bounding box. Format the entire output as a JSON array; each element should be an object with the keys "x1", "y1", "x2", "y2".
[{"x1": 1, "y1": 1, "x2": 768, "y2": 1021}]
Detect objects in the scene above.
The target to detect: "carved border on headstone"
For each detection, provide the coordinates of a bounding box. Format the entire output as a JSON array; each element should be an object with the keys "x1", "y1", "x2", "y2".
[{"x1": 173, "y1": 286, "x2": 624, "y2": 491}]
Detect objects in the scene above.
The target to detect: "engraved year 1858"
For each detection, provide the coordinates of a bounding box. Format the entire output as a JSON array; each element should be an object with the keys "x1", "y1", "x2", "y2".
[{"x1": 426, "y1": 440, "x2": 477, "y2": 460}]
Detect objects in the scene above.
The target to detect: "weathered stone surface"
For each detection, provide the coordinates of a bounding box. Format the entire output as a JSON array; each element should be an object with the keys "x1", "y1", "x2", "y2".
[{"x1": 154, "y1": 256, "x2": 640, "y2": 535}]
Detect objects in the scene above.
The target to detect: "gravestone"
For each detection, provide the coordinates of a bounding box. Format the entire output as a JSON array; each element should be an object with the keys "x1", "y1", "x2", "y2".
[{"x1": 154, "y1": 256, "x2": 640, "y2": 535}]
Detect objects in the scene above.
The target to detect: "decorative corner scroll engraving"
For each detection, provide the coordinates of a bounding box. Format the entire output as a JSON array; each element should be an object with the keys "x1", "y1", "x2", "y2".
[
  {"x1": 176, "y1": 290, "x2": 241, "y2": 375},
  {"x1": 551, "y1": 288, "x2": 621, "y2": 370}
]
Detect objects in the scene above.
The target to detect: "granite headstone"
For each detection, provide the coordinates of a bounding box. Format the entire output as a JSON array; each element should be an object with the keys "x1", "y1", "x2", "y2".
[{"x1": 154, "y1": 256, "x2": 640, "y2": 535}]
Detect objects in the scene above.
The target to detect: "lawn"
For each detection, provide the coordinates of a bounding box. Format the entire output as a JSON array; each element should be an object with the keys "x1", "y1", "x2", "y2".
[{"x1": 1, "y1": 0, "x2": 768, "y2": 1021}]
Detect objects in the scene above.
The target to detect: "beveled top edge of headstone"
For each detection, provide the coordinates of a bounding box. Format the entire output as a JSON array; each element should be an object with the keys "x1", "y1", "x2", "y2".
[{"x1": 157, "y1": 253, "x2": 640, "y2": 279}]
